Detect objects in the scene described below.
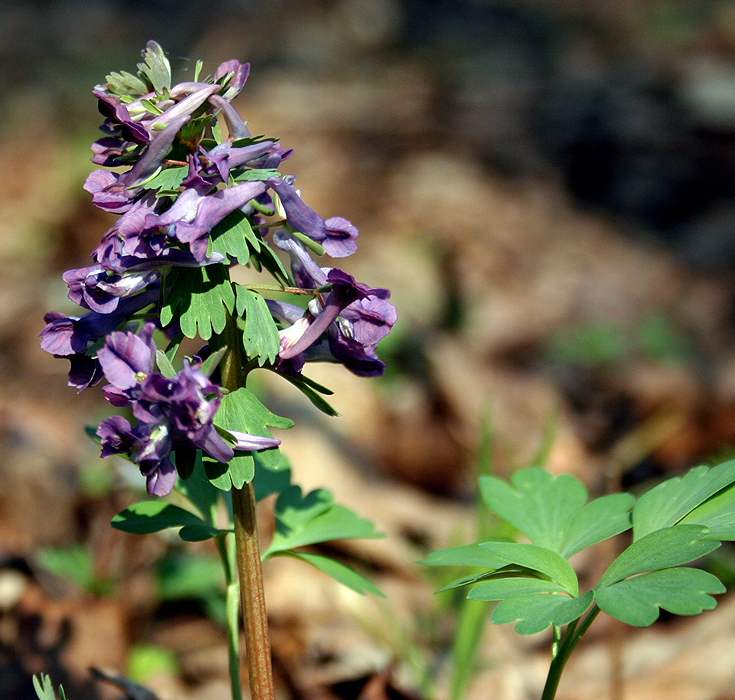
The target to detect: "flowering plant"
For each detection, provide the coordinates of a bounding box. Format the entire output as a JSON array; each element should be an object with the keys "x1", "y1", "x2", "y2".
[{"x1": 40, "y1": 41, "x2": 394, "y2": 700}]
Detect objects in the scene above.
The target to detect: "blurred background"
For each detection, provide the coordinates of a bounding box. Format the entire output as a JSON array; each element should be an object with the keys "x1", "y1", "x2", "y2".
[{"x1": 5, "y1": 0, "x2": 735, "y2": 698}]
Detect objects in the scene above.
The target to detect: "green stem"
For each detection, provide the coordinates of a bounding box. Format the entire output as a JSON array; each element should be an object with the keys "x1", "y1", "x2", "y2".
[
  {"x1": 216, "y1": 534, "x2": 242, "y2": 700},
  {"x1": 215, "y1": 307, "x2": 276, "y2": 700},
  {"x1": 541, "y1": 607, "x2": 600, "y2": 700}
]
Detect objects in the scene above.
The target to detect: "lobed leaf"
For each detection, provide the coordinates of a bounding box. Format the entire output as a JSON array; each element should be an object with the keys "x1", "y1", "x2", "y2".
[
  {"x1": 235, "y1": 286, "x2": 281, "y2": 365},
  {"x1": 210, "y1": 210, "x2": 259, "y2": 264},
  {"x1": 598, "y1": 525, "x2": 721, "y2": 587},
  {"x1": 680, "y1": 482, "x2": 735, "y2": 540},
  {"x1": 632, "y1": 460, "x2": 735, "y2": 540},
  {"x1": 479, "y1": 541, "x2": 579, "y2": 596},
  {"x1": 560, "y1": 492, "x2": 634, "y2": 558},
  {"x1": 111, "y1": 501, "x2": 221, "y2": 539},
  {"x1": 206, "y1": 388, "x2": 292, "y2": 489},
  {"x1": 479, "y1": 468, "x2": 588, "y2": 553},
  {"x1": 144, "y1": 165, "x2": 188, "y2": 192},
  {"x1": 264, "y1": 485, "x2": 382, "y2": 558},
  {"x1": 33, "y1": 675, "x2": 67, "y2": 700},
  {"x1": 160, "y1": 265, "x2": 235, "y2": 340},
  {"x1": 595, "y1": 568, "x2": 724, "y2": 627},
  {"x1": 490, "y1": 590, "x2": 595, "y2": 635}
]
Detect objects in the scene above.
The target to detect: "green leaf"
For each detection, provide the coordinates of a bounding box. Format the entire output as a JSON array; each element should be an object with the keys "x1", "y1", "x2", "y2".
[
  {"x1": 198, "y1": 346, "x2": 228, "y2": 378},
  {"x1": 681, "y1": 482, "x2": 735, "y2": 539},
  {"x1": 160, "y1": 265, "x2": 235, "y2": 340},
  {"x1": 491, "y1": 590, "x2": 595, "y2": 635},
  {"x1": 143, "y1": 165, "x2": 187, "y2": 192},
  {"x1": 598, "y1": 525, "x2": 721, "y2": 587},
  {"x1": 285, "y1": 551, "x2": 385, "y2": 597},
  {"x1": 253, "y1": 451, "x2": 293, "y2": 502},
  {"x1": 33, "y1": 675, "x2": 66, "y2": 700},
  {"x1": 179, "y1": 523, "x2": 225, "y2": 541},
  {"x1": 137, "y1": 40, "x2": 171, "y2": 93},
  {"x1": 205, "y1": 389, "x2": 292, "y2": 489},
  {"x1": 233, "y1": 168, "x2": 281, "y2": 182},
  {"x1": 479, "y1": 468, "x2": 588, "y2": 553},
  {"x1": 210, "y1": 209, "x2": 259, "y2": 264},
  {"x1": 105, "y1": 70, "x2": 149, "y2": 98},
  {"x1": 560, "y1": 493, "x2": 634, "y2": 558},
  {"x1": 111, "y1": 501, "x2": 221, "y2": 539},
  {"x1": 478, "y1": 541, "x2": 579, "y2": 596},
  {"x1": 155, "y1": 349, "x2": 177, "y2": 378},
  {"x1": 419, "y1": 543, "x2": 509, "y2": 569},
  {"x1": 278, "y1": 371, "x2": 340, "y2": 416},
  {"x1": 235, "y1": 287, "x2": 281, "y2": 365},
  {"x1": 595, "y1": 568, "x2": 724, "y2": 627},
  {"x1": 633, "y1": 461, "x2": 735, "y2": 540},
  {"x1": 251, "y1": 238, "x2": 293, "y2": 287},
  {"x1": 468, "y1": 576, "x2": 568, "y2": 599},
  {"x1": 264, "y1": 485, "x2": 382, "y2": 558}
]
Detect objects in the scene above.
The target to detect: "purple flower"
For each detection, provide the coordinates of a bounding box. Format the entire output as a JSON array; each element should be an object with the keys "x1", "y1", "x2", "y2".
[
  {"x1": 95, "y1": 324, "x2": 280, "y2": 496},
  {"x1": 268, "y1": 177, "x2": 358, "y2": 258},
  {"x1": 63, "y1": 265, "x2": 159, "y2": 314},
  {"x1": 84, "y1": 115, "x2": 191, "y2": 213},
  {"x1": 169, "y1": 180, "x2": 267, "y2": 260},
  {"x1": 213, "y1": 60, "x2": 250, "y2": 102}
]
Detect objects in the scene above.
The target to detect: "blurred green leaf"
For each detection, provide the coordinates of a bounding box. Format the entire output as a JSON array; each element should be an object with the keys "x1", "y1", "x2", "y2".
[
  {"x1": 286, "y1": 551, "x2": 385, "y2": 597},
  {"x1": 111, "y1": 501, "x2": 222, "y2": 540},
  {"x1": 33, "y1": 674, "x2": 66, "y2": 700}
]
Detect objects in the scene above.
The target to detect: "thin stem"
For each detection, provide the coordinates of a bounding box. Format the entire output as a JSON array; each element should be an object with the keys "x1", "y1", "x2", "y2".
[
  {"x1": 215, "y1": 308, "x2": 276, "y2": 700},
  {"x1": 215, "y1": 533, "x2": 242, "y2": 700},
  {"x1": 541, "y1": 607, "x2": 600, "y2": 700}
]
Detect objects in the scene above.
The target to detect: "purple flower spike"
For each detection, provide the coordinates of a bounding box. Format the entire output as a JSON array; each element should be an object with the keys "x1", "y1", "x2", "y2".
[{"x1": 268, "y1": 177, "x2": 358, "y2": 258}]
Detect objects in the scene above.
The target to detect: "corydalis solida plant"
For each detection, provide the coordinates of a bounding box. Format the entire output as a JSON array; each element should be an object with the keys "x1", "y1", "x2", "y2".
[{"x1": 40, "y1": 41, "x2": 394, "y2": 700}]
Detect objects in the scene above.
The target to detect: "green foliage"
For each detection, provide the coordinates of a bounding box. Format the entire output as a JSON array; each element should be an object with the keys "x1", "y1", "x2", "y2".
[
  {"x1": 36, "y1": 544, "x2": 112, "y2": 596},
  {"x1": 33, "y1": 675, "x2": 66, "y2": 700},
  {"x1": 111, "y1": 501, "x2": 224, "y2": 541},
  {"x1": 126, "y1": 644, "x2": 179, "y2": 684},
  {"x1": 425, "y1": 463, "x2": 735, "y2": 637},
  {"x1": 144, "y1": 165, "x2": 188, "y2": 193},
  {"x1": 137, "y1": 40, "x2": 171, "y2": 93},
  {"x1": 160, "y1": 264, "x2": 235, "y2": 340},
  {"x1": 633, "y1": 460, "x2": 735, "y2": 540},
  {"x1": 210, "y1": 210, "x2": 260, "y2": 264},
  {"x1": 277, "y1": 371, "x2": 339, "y2": 416},
  {"x1": 235, "y1": 286, "x2": 281, "y2": 365},
  {"x1": 205, "y1": 388, "x2": 292, "y2": 490}
]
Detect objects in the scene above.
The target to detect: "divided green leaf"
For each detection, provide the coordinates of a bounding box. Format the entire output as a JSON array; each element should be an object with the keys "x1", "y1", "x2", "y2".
[
  {"x1": 144, "y1": 165, "x2": 188, "y2": 192},
  {"x1": 33, "y1": 674, "x2": 67, "y2": 700},
  {"x1": 278, "y1": 371, "x2": 340, "y2": 416},
  {"x1": 137, "y1": 40, "x2": 171, "y2": 93},
  {"x1": 105, "y1": 70, "x2": 149, "y2": 98},
  {"x1": 210, "y1": 210, "x2": 258, "y2": 264},
  {"x1": 479, "y1": 468, "x2": 633, "y2": 555},
  {"x1": 205, "y1": 389, "x2": 292, "y2": 490},
  {"x1": 594, "y1": 567, "x2": 724, "y2": 627},
  {"x1": 235, "y1": 286, "x2": 280, "y2": 365},
  {"x1": 633, "y1": 460, "x2": 735, "y2": 540},
  {"x1": 490, "y1": 590, "x2": 595, "y2": 636},
  {"x1": 111, "y1": 501, "x2": 222, "y2": 540},
  {"x1": 263, "y1": 485, "x2": 382, "y2": 558},
  {"x1": 160, "y1": 264, "x2": 235, "y2": 340}
]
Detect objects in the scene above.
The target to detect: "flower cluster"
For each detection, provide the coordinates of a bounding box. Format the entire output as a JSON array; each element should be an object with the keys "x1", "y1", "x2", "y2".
[{"x1": 41, "y1": 41, "x2": 395, "y2": 495}]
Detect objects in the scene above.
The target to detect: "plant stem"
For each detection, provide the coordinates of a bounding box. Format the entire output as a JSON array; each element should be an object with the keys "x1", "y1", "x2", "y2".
[
  {"x1": 216, "y1": 308, "x2": 276, "y2": 700},
  {"x1": 541, "y1": 607, "x2": 600, "y2": 700},
  {"x1": 216, "y1": 533, "x2": 242, "y2": 700},
  {"x1": 232, "y1": 483, "x2": 275, "y2": 700}
]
